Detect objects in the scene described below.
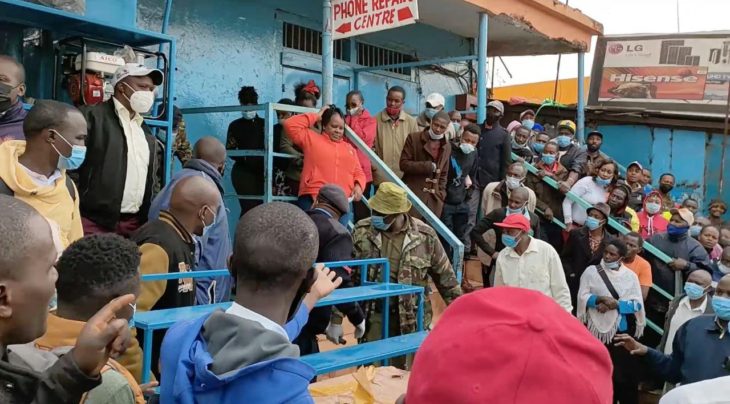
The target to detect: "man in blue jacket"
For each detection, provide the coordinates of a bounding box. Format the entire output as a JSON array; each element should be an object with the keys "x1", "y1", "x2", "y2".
[
  {"x1": 160, "y1": 202, "x2": 342, "y2": 404},
  {"x1": 149, "y1": 136, "x2": 231, "y2": 304}
]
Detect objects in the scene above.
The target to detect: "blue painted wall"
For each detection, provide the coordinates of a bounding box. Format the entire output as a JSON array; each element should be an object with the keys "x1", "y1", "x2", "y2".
[
  {"x1": 136, "y1": 0, "x2": 472, "y2": 220},
  {"x1": 600, "y1": 123, "x2": 729, "y2": 217}
]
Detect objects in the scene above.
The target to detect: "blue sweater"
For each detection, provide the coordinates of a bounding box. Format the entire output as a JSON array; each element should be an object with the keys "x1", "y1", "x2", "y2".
[
  {"x1": 149, "y1": 159, "x2": 232, "y2": 304},
  {"x1": 645, "y1": 314, "x2": 730, "y2": 384}
]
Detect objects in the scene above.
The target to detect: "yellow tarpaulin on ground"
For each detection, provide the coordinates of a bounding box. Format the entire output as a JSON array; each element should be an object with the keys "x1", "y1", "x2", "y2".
[{"x1": 309, "y1": 366, "x2": 410, "y2": 404}]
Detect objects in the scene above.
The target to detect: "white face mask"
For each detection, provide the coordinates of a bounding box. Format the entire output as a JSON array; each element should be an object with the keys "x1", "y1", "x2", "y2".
[
  {"x1": 123, "y1": 82, "x2": 155, "y2": 113},
  {"x1": 429, "y1": 128, "x2": 444, "y2": 140},
  {"x1": 242, "y1": 111, "x2": 257, "y2": 120},
  {"x1": 459, "y1": 143, "x2": 475, "y2": 154},
  {"x1": 348, "y1": 107, "x2": 360, "y2": 116},
  {"x1": 719, "y1": 263, "x2": 730, "y2": 274},
  {"x1": 505, "y1": 176, "x2": 522, "y2": 190}
]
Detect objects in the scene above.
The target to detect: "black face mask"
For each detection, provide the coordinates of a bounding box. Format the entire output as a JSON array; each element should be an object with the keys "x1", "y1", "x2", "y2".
[
  {"x1": 587, "y1": 143, "x2": 601, "y2": 152},
  {"x1": 0, "y1": 82, "x2": 17, "y2": 113},
  {"x1": 659, "y1": 184, "x2": 673, "y2": 193},
  {"x1": 485, "y1": 111, "x2": 501, "y2": 125},
  {"x1": 286, "y1": 267, "x2": 315, "y2": 322}
]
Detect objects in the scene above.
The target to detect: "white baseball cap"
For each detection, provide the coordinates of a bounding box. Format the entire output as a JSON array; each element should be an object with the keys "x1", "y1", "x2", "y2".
[
  {"x1": 425, "y1": 93, "x2": 445, "y2": 108},
  {"x1": 487, "y1": 100, "x2": 504, "y2": 114},
  {"x1": 111, "y1": 63, "x2": 164, "y2": 87}
]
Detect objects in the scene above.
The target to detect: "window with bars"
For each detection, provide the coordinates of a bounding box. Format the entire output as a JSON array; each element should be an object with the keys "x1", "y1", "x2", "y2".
[
  {"x1": 357, "y1": 43, "x2": 415, "y2": 75},
  {"x1": 283, "y1": 22, "x2": 347, "y2": 61}
]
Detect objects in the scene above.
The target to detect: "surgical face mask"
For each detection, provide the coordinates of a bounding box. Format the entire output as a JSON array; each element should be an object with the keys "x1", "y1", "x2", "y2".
[
  {"x1": 122, "y1": 82, "x2": 155, "y2": 114},
  {"x1": 501, "y1": 232, "x2": 521, "y2": 249},
  {"x1": 348, "y1": 107, "x2": 360, "y2": 116},
  {"x1": 532, "y1": 142, "x2": 545, "y2": 154},
  {"x1": 683, "y1": 282, "x2": 707, "y2": 300},
  {"x1": 645, "y1": 202, "x2": 661, "y2": 215},
  {"x1": 690, "y1": 225, "x2": 702, "y2": 238},
  {"x1": 719, "y1": 263, "x2": 730, "y2": 275},
  {"x1": 595, "y1": 177, "x2": 612, "y2": 188},
  {"x1": 459, "y1": 143, "x2": 475, "y2": 154},
  {"x1": 505, "y1": 175, "x2": 522, "y2": 190},
  {"x1": 667, "y1": 224, "x2": 688, "y2": 237},
  {"x1": 242, "y1": 111, "x2": 257, "y2": 120},
  {"x1": 512, "y1": 139, "x2": 528, "y2": 149},
  {"x1": 51, "y1": 130, "x2": 86, "y2": 171},
  {"x1": 585, "y1": 216, "x2": 604, "y2": 231},
  {"x1": 556, "y1": 135, "x2": 572, "y2": 148},
  {"x1": 521, "y1": 119, "x2": 535, "y2": 130},
  {"x1": 452, "y1": 122, "x2": 461, "y2": 133},
  {"x1": 506, "y1": 203, "x2": 526, "y2": 216},
  {"x1": 541, "y1": 154, "x2": 556, "y2": 165},
  {"x1": 600, "y1": 259, "x2": 620, "y2": 271},
  {"x1": 200, "y1": 206, "x2": 216, "y2": 238},
  {"x1": 371, "y1": 215, "x2": 392, "y2": 231},
  {"x1": 429, "y1": 128, "x2": 444, "y2": 141},
  {"x1": 711, "y1": 296, "x2": 730, "y2": 321},
  {"x1": 425, "y1": 108, "x2": 438, "y2": 119}
]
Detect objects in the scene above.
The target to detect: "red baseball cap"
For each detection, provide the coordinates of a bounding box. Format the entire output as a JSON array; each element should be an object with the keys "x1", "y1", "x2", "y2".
[
  {"x1": 406, "y1": 287, "x2": 613, "y2": 404},
  {"x1": 494, "y1": 214, "x2": 530, "y2": 232}
]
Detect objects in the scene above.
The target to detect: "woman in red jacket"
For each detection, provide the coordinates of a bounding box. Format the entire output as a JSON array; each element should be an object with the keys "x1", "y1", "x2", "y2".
[
  {"x1": 284, "y1": 105, "x2": 366, "y2": 226},
  {"x1": 344, "y1": 90, "x2": 376, "y2": 221}
]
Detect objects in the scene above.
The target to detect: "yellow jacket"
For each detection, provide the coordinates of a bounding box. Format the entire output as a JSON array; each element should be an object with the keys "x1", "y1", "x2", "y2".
[
  {"x1": 0, "y1": 140, "x2": 83, "y2": 247},
  {"x1": 373, "y1": 110, "x2": 419, "y2": 185}
]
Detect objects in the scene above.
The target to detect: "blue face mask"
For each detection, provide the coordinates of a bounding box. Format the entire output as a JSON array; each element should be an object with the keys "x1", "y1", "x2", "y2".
[
  {"x1": 425, "y1": 108, "x2": 438, "y2": 119},
  {"x1": 506, "y1": 204, "x2": 526, "y2": 216},
  {"x1": 689, "y1": 225, "x2": 702, "y2": 238},
  {"x1": 200, "y1": 206, "x2": 216, "y2": 238},
  {"x1": 532, "y1": 142, "x2": 545, "y2": 154},
  {"x1": 556, "y1": 135, "x2": 572, "y2": 148},
  {"x1": 51, "y1": 129, "x2": 86, "y2": 171},
  {"x1": 452, "y1": 122, "x2": 461, "y2": 132},
  {"x1": 541, "y1": 154, "x2": 556, "y2": 165},
  {"x1": 371, "y1": 215, "x2": 392, "y2": 231},
  {"x1": 595, "y1": 177, "x2": 612, "y2": 187},
  {"x1": 711, "y1": 296, "x2": 730, "y2": 321},
  {"x1": 683, "y1": 282, "x2": 707, "y2": 300},
  {"x1": 585, "y1": 216, "x2": 604, "y2": 231},
  {"x1": 667, "y1": 224, "x2": 688, "y2": 237},
  {"x1": 501, "y1": 232, "x2": 521, "y2": 249},
  {"x1": 521, "y1": 119, "x2": 535, "y2": 130}
]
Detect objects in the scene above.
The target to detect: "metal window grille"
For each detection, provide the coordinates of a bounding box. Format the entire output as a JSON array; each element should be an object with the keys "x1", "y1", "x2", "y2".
[
  {"x1": 283, "y1": 22, "x2": 346, "y2": 61},
  {"x1": 357, "y1": 43, "x2": 414, "y2": 75}
]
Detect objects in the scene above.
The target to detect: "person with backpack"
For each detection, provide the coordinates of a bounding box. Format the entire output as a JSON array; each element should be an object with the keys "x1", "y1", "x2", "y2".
[
  {"x1": 13, "y1": 234, "x2": 148, "y2": 403},
  {"x1": 0, "y1": 99, "x2": 85, "y2": 248}
]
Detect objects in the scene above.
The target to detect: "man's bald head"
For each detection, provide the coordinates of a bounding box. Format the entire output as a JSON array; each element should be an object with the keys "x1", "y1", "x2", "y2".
[
  {"x1": 0, "y1": 55, "x2": 25, "y2": 84},
  {"x1": 0, "y1": 196, "x2": 53, "y2": 280},
  {"x1": 170, "y1": 175, "x2": 221, "y2": 236},
  {"x1": 193, "y1": 136, "x2": 226, "y2": 172},
  {"x1": 687, "y1": 269, "x2": 712, "y2": 289}
]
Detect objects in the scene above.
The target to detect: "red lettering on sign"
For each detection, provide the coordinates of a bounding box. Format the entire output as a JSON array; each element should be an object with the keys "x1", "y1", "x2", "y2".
[
  {"x1": 334, "y1": 0, "x2": 368, "y2": 20},
  {"x1": 397, "y1": 6, "x2": 413, "y2": 21},
  {"x1": 371, "y1": 0, "x2": 388, "y2": 11}
]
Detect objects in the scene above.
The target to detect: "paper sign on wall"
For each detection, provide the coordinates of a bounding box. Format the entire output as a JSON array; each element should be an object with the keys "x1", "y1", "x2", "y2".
[{"x1": 331, "y1": 0, "x2": 419, "y2": 40}]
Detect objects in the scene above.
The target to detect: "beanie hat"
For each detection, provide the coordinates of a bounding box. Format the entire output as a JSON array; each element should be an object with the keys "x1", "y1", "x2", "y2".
[{"x1": 406, "y1": 287, "x2": 613, "y2": 404}]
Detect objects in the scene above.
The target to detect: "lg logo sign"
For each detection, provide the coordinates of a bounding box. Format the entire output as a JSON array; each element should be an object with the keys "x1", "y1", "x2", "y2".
[{"x1": 608, "y1": 43, "x2": 644, "y2": 54}]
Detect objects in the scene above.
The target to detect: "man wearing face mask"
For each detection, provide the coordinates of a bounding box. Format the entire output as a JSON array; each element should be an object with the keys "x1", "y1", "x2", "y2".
[
  {"x1": 554, "y1": 120, "x2": 589, "y2": 194},
  {"x1": 493, "y1": 214, "x2": 572, "y2": 312},
  {"x1": 615, "y1": 274, "x2": 730, "y2": 386},
  {"x1": 472, "y1": 187, "x2": 540, "y2": 287},
  {"x1": 0, "y1": 100, "x2": 86, "y2": 248},
  {"x1": 416, "y1": 93, "x2": 456, "y2": 141},
  {"x1": 658, "y1": 270, "x2": 713, "y2": 356},
  {"x1": 644, "y1": 207, "x2": 711, "y2": 348},
  {"x1": 519, "y1": 109, "x2": 536, "y2": 131},
  {"x1": 476, "y1": 101, "x2": 511, "y2": 194},
  {"x1": 0, "y1": 55, "x2": 27, "y2": 143},
  {"x1": 149, "y1": 137, "x2": 231, "y2": 305},
  {"x1": 441, "y1": 125, "x2": 480, "y2": 258},
  {"x1": 400, "y1": 110, "x2": 452, "y2": 218},
  {"x1": 352, "y1": 182, "x2": 462, "y2": 368},
  {"x1": 76, "y1": 63, "x2": 163, "y2": 237},
  {"x1": 131, "y1": 175, "x2": 220, "y2": 380},
  {"x1": 712, "y1": 246, "x2": 730, "y2": 283},
  {"x1": 448, "y1": 110, "x2": 464, "y2": 139},
  {"x1": 658, "y1": 173, "x2": 677, "y2": 213}
]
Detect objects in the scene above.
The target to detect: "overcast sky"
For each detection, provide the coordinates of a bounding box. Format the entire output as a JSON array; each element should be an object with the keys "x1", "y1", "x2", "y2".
[{"x1": 494, "y1": 0, "x2": 730, "y2": 87}]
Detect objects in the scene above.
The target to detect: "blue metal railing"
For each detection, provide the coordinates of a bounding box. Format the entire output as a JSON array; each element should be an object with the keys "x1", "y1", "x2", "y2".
[{"x1": 180, "y1": 102, "x2": 465, "y2": 281}]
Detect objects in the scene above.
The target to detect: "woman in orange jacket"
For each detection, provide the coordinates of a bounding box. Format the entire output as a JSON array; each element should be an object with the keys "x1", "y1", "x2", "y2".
[{"x1": 283, "y1": 105, "x2": 366, "y2": 225}]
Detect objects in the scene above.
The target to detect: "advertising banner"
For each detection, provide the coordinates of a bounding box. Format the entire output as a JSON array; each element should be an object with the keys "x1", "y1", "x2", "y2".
[
  {"x1": 331, "y1": 0, "x2": 419, "y2": 40},
  {"x1": 590, "y1": 33, "x2": 730, "y2": 116}
]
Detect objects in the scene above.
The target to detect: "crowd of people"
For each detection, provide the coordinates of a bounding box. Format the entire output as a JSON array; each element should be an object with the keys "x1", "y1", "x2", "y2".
[{"x1": 0, "y1": 51, "x2": 728, "y2": 404}]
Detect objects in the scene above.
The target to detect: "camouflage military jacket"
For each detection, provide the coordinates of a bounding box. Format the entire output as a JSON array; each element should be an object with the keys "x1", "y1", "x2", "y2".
[{"x1": 352, "y1": 216, "x2": 462, "y2": 335}]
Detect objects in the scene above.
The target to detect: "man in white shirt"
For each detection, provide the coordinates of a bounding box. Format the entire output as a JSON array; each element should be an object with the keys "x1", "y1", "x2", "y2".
[
  {"x1": 659, "y1": 270, "x2": 713, "y2": 355},
  {"x1": 76, "y1": 63, "x2": 163, "y2": 237},
  {"x1": 494, "y1": 214, "x2": 573, "y2": 312},
  {"x1": 658, "y1": 376, "x2": 730, "y2": 404}
]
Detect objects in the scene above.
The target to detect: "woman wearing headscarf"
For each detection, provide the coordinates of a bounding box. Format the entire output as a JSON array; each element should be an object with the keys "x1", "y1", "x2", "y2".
[{"x1": 578, "y1": 238, "x2": 645, "y2": 404}]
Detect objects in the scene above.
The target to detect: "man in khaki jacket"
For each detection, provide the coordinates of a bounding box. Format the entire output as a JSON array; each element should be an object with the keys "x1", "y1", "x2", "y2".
[{"x1": 373, "y1": 86, "x2": 418, "y2": 185}]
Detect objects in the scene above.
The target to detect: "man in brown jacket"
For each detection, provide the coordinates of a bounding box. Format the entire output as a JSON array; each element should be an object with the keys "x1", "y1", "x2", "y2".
[
  {"x1": 373, "y1": 86, "x2": 419, "y2": 185},
  {"x1": 399, "y1": 110, "x2": 451, "y2": 218}
]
